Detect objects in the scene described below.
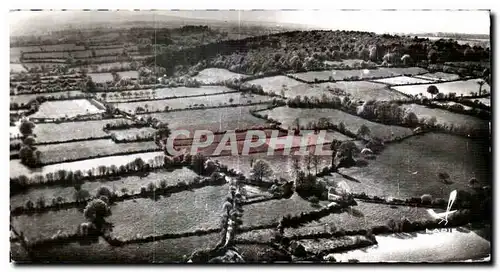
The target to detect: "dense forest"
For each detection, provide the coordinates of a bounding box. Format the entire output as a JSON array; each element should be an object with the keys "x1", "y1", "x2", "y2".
[{"x1": 148, "y1": 30, "x2": 490, "y2": 76}]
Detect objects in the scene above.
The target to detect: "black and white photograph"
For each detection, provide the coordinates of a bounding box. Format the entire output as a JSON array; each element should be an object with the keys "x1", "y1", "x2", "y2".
[{"x1": 7, "y1": 8, "x2": 492, "y2": 264}]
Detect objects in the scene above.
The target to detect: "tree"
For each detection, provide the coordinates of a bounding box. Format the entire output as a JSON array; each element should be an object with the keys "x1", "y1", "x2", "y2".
[
  {"x1": 19, "y1": 120, "x2": 35, "y2": 137},
  {"x1": 250, "y1": 159, "x2": 273, "y2": 182},
  {"x1": 335, "y1": 141, "x2": 357, "y2": 169},
  {"x1": 427, "y1": 49, "x2": 438, "y2": 64},
  {"x1": 338, "y1": 122, "x2": 346, "y2": 133},
  {"x1": 356, "y1": 124, "x2": 371, "y2": 140},
  {"x1": 23, "y1": 136, "x2": 36, "y2": 146},
  {"x1": 74, "y1": 189, "x2": 90, "y2": 202},
  {"x1": 426, "y1": 85, "x2": 439, "y2": 99},
  {"x1": 156, "y1": 122, "x2": 171, "y2": 141},
  {"x1": 403, "y1": 111, "x2": 419, "y2": 127},
  {"x1": 312, "y1": 155, "x2": 321, "y2": 175},
  {"x1": 291, "y1": 158, "x2": 301, "y2": 179},
  {"x1": 191, "y1": 153, "x2": 207, "y2": 175},
  {"x1": 469, "y1": 177, "x2": 479, "y2": 188},
  {"x1": 477, "y1": 80, "x2": 485, "y2": 96},
  {"x1": 330, "y1": 140, "x2": 342, "y2": 169},
  {"x1": 83, "y1": 199, "x2": 111, "y2": 227},
  {"x1": 96, "y1": 186, "x2": 113, "y2": 199}
]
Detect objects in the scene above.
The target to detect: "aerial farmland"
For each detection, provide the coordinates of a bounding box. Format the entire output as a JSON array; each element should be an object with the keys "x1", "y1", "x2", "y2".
[{"x1": 9, "y1": 10, "x2": 491, "y2": 264}]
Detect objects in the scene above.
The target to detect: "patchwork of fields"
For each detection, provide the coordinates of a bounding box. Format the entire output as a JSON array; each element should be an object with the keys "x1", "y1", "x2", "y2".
[{"x1": 9, "y1": 25, "x2": 491, "y2": 264}]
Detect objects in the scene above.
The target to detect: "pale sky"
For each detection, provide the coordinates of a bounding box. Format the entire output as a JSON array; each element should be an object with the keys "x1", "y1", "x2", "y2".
[{"x1": 9, "y1": 10, "x2": 491, "y2": 35}]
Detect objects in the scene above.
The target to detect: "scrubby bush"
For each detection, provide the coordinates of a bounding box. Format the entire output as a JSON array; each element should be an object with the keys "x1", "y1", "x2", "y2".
[
  {"x1": 421, "y1": 194, "x2": 433, "y2": 204},
  {"x1": 83, "y1": 199, "x2": 111, "y2": 227}
]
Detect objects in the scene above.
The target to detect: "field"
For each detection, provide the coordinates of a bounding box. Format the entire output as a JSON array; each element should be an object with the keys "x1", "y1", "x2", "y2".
[
  {"x1": 88, "y1": 71, "x2": 139, "y2": 83},
  {"x1": 99, "y1": 86, "x2": 234, "y2": 102},
  {"x1": 109, "y1": 127, "x2": 156, "y2": 141},
  {"x1": 23, "y1": 234, "x2": 221, "y2": 263},
  {"x1": 36, "y1": 139, "x2": 159, "y2": 164},
  {"x1": 283, "y1": 201, "x2": 437, "y2": 237},
  {"x1": 434, "y1": 101, "x2": 474, "y2": 111},
  {"x1": 414, "y1": 72, "x2": 461, "y2": 81},
  {"x1": 10, "y1": 91, "x2": 86, "y2": 106},
  {"x1": 113, "y1": 93, "x2": 273, "y2": 113},
  {"x1": 469, "y1": 97, "x2": 491, "y2": 107},
  {"x1": 9, "y1": 21, "x2": 492, "y2": 263},
  {"x1": 337, "y1": 133, "x2": 490, "y2": 199},
  {"x1": 32, "y1": 119, "x2": 127, "y2": 143},
  {"x1": 11, "y1": 167, "x2": 198, "y2": 210},
  {"x1": 12, "y1": 208, "x2": 85, "y2": 241},
  {"x1": 10, "y1": 63, "x2": 27, "y2": 73},
  {"x1": 10, "y1": 151, "x2": 165, "y2": 179},
  {"x1": 192, "y1": 68, "x2": 248, "y2": 84},
  {"x1": 393, "y1": 79, "x2": 490, "y2": 98},
  {"x1": 246, "y1": 76, "x2": 306, "y2": 94},
  {"x1": 216, "y1": 153, "x2": 332, "y2": 181},
  {"x1": 28, "y1": 99, "x2": 105, "y2": 119},
  {"x1": 82, "y1": 62, "x2": 135, "y2": 72},
  {"x1": 288, "y1": 67, "x2": 428, "y2": 83},
  {"x1": 316, "y1": 81, "x2": 407, "y2": 102},
  {"x1": 401, "y1": 104, "x2": 489, "y2": 130},
  {"x1": 108, "y1": 184, "x2": 229, "y2": 239},
  {"x1": 242, "y1": 193, "x2": 318, "y2": 228},
  {"x1": 372, "y1": 76, "x2": 435, "y2": 85},
  {"x1": 144, "y1": 105, "x2": 271, "y2": 134},
  {"x1": 262, "y1": 106, "x2": 413, "y2": 141}
]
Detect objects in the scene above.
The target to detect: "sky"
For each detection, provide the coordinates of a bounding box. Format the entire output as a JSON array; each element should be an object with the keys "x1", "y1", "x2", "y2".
[{"x1": 9, "y1": 10, "x2": 491, "y2": 35}]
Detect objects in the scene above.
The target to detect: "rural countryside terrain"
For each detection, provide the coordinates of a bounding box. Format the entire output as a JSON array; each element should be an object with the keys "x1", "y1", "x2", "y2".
[{"x1": 9, "y1": 11, "x2": 492, "y2": 263}]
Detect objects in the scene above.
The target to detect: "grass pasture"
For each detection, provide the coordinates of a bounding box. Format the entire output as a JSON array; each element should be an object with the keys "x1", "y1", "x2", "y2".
[
  {"x1": 36, "y1": 139, "x2": 159, "y2": 164},
  {"x1": 414, "y1": 72, "x2": 461, "y2": 82},
  {"x1": 338, "y1": 132, "x2": 490, "y2": 199},
  {"x1": 100, "y1": 86, "x2": 234, "y2": 102},
  {"x1": 192, "y1": 68, "x2": 248, "y2": 84},
  {"x1": 288, "y1": 67, "x2": 428, "y2": 83},
  {"x1": 114, "y1": 93, "x2": 273, "y2": 113},
  {"x1": 28, "y1": 99, "x2": 105, "y2": 119},
  {"x1": 401, "y1": 103, "x2": 489, "y2": 131},
  {"x1": 88, "y1": 71, "x2": 139, "y2": 83},
  {"x1": 10, "y1": 167, "x2": 199, "y2": 210},
  {"x1": 25, "y1": 234, "x2": 220, "y2": 263},
  {"x1": 246, "y1": 76, "x2": 306, "y2": 94},
  {"x1": 262, "y1": 106, "x2": 413, "y2": 141},
  {"x1": 372, "y1": 76, "x2": 435, "y2": 85},
  {"x1": 21, "y1": 62, "x2": 65, "y2": 71},
  {"x1": 284, "y1": 201, "x2": 437, "y2": 237},
  {"x1": 10, "y1": 90, "x2": 86, "y2": 105},
  {"x1": 109, "y1": 127, "x2": 156, "y2": 141},
  {"x1": 393, "y1": 79, "x2": 490, "y2": 98},
  {"x1": 467, "y1": 97, "x2": 491, "y2": 107},
  {"x1": 316, "y1": 81, "x2": 406, "y2": 102},
  {"x1": 10, "y1": 63, "x2": 27, "y2": 73},
  {"x1": 32, "y1": 119, "x2": 128, "y2": 143},
  {"x1": 10, "y1": 151, "x2": 165, "y2": 179},
  {"x1": 241, "y1": 193, "x2": 318, "y2": 228},
  {"x1": 108, "y1": 184, "x2": 229, "y2": 240},
  {"x1": 82, "y1": 62, "x2": 135, "y2": 73},
  {"x1": 11, "y1": 208, "x2": 84, "y2": 242},
  {"x1": 144, "y1": 105, "x2": 271, "y2": 134}
]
